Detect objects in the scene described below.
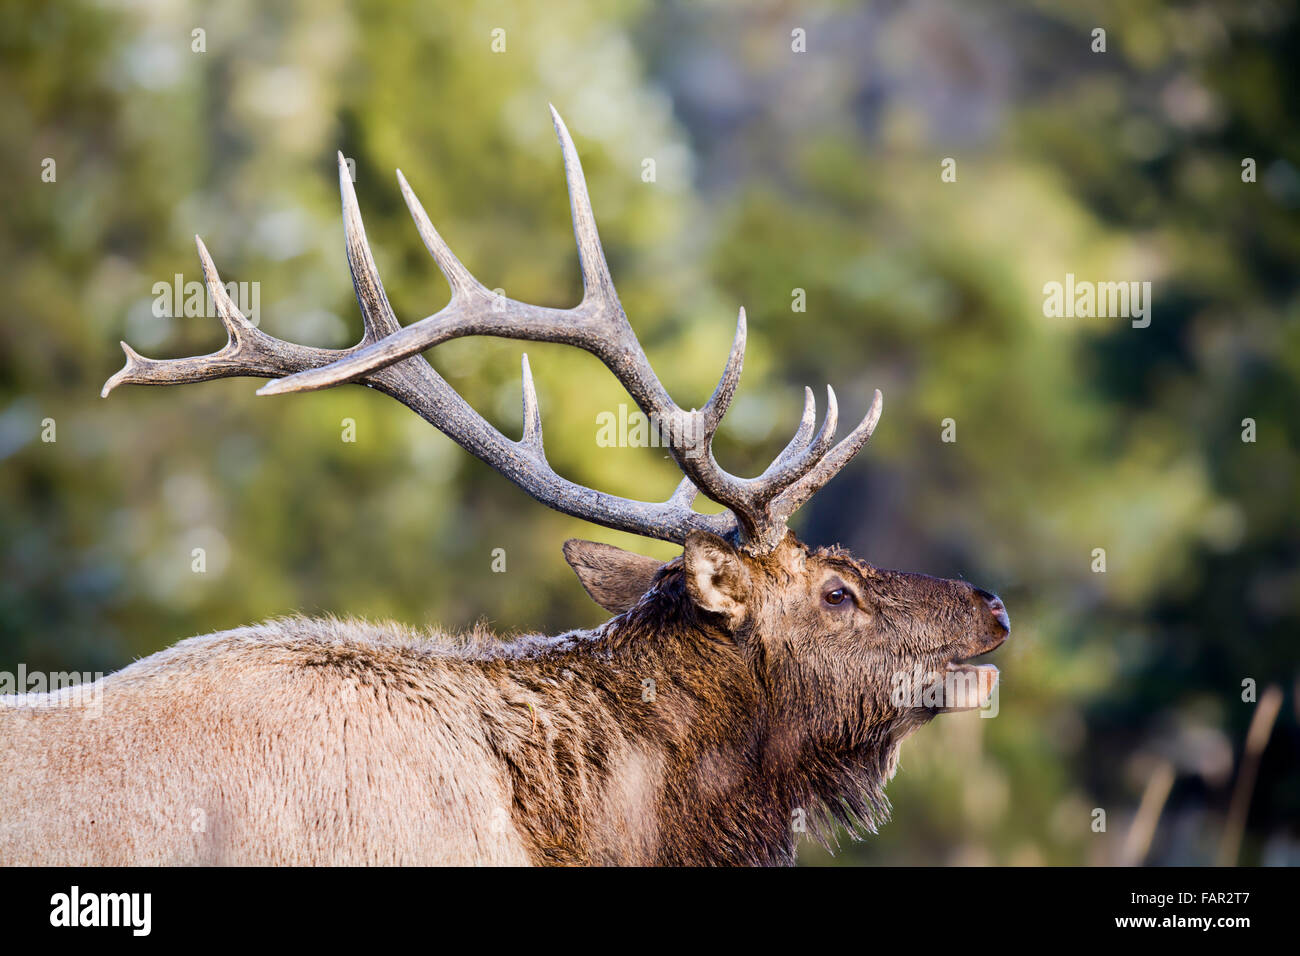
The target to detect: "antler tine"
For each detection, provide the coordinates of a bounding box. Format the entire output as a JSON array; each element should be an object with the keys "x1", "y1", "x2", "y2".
[
  {"x1": 196, "y1": 236, "x2": 255, "y2": 341},
  {"x1": 770, "y1": 386, "x2": 818, "y2": 468},
  {"x1": 698, "y1": 307, "x2": 746, "y2": 430},
  {"x1": 396, "y1": 167, "x2": 481, "y2": 298},
  {"x1": 102, "y1": 236, "x2": 295, "y2": 396},
  {"x1": 771, "y1": 388, "x2": 883, "y2": 522},
  {"x1": 761, "y1": 384, "x2": 839, "y2": 493},
  {"x1": 100, "y1": 342, "x2": 147, "y2": 398},
  {"x1": 339, "y1": 153, "x2": 403, "y2": 344},
  {"x1": 519, "y1": 353, "x2": 544, "y2": 453},
  {"x1": 715, "y1": 384, "x2": 840, "y2": 524},
  {"x1": 667, "y1": 475, "x2": 700, "y2": 509},
  {"x1": 646, "y1": 308, "x2": 747, "y2": 500},
  {"x1": 549, "y1": 104, "x2": 618, "y2": 310}
]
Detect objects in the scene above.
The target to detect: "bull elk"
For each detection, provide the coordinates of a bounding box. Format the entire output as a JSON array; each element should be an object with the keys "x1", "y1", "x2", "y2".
[{"x1": 0, "y1": 108, "x2": 1009, "y2": 866}]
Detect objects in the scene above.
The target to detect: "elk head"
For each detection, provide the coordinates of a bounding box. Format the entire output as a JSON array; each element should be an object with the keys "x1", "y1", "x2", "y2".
[
  {"x1": 566, "y1": 532, "x2": 1008, "y2": 758},
  {"x1": 103, "y1": 107, "x2": 1009, "y2": 805}
]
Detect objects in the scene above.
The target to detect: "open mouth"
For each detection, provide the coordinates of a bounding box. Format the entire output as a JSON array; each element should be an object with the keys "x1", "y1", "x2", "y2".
[{"x1": 938, "y1": 649, "x2": 1000, "y2": 712}]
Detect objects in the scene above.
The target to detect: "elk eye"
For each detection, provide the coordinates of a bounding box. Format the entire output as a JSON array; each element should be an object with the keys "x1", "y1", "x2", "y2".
[{"x1": 824, "y1": 587, "x2": 848, "y2": 607}]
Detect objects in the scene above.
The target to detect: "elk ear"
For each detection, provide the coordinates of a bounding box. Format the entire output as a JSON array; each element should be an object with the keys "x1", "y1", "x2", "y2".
[
  {"x1": 563, "y1": 539, "x2": 666, "y2": 614},
  {"x1": 682, "y1": 531, "x2": 751, "y2": 630}
]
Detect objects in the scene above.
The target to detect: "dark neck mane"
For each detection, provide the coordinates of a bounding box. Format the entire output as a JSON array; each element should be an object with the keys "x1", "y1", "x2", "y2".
[{"x1": 581, "y1": 566, "x2": 900, "y2": 864}]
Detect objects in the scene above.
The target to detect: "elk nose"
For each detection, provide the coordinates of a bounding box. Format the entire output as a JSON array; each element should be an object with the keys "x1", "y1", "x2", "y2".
[{"x1": 974, "y1": 587, "x2": 1010, "y2": 635}]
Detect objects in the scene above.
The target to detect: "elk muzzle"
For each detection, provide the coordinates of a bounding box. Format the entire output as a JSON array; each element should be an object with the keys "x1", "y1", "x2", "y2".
[{"x1": 938, "y1": 585, "x2": 1009, "y2": 712}]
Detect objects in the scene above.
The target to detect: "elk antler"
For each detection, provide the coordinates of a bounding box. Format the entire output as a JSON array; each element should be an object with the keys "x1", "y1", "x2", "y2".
[{"x1": 104, "y1": 107, "x2": 882, "y2": 553}]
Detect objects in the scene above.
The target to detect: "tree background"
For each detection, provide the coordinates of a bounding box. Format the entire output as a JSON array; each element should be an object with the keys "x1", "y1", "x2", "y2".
[{"x1": 1, "y1": 0, "x2": 1296, "y2": 865}]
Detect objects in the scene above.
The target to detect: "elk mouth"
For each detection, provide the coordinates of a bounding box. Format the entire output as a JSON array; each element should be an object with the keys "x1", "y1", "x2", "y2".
[{"x1": 936, "y1": 651, "x2": 1000, "y2": 713}]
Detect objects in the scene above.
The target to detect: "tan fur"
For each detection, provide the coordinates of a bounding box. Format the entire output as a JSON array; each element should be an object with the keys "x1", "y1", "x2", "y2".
[
  {"x1": 0, "y1": 619, "x2": 536, "y2": 865},
  {"x1": 1, "y1": 536, "x2": 1008, "y2": 866}
]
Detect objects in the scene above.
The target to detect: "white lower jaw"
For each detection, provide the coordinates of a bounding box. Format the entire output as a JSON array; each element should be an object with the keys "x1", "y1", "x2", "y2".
[{"x1": 936, "y1": 662, "x2": 999, "y2": 712}]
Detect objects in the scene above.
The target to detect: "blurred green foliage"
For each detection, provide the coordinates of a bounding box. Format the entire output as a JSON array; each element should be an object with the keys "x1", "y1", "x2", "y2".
[{"x1": 1, "y1": 0, "x2": 1295, "y2": 865}]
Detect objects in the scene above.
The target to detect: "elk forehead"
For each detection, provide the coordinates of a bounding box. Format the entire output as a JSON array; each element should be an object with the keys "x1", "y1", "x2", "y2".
[
  {"x1": 727, "y1": 538, "x2": 892, "y2": 595},
  {"x1": 771, "y1": 536, "x2": 809, "y2": 575},
  {"x1": 813, "y1": 549, "x2": 881, "y2": 582},
  {"x1": 773, "y1": 541, "x2": 881, "y2": 586}
]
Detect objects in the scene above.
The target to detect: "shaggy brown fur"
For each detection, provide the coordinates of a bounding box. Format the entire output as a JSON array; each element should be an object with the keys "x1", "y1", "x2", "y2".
[{"x1": 0, "y1": 532, "x2": 1007, "y2": 866}]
